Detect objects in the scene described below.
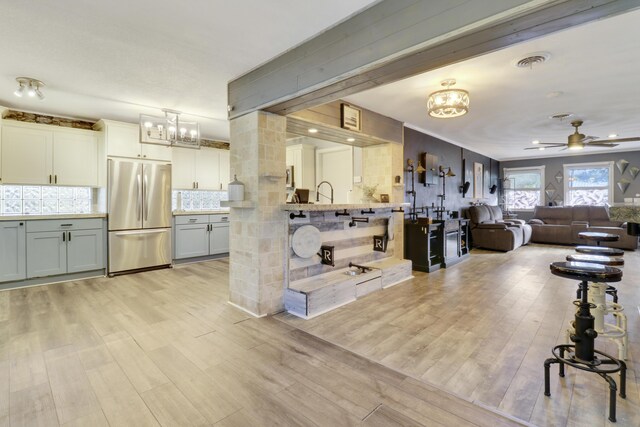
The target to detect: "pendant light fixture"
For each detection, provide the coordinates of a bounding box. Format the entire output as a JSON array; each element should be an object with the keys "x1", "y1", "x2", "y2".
[
  {"x1": 140, "y1": 109, "x2": 200, "y2": 149},
  {"x1": 14, "y1": 77, "x2": 45, "y2": 100},
  {"x1": 427, "y1": 79, "x2": 469, "y2": 118}
]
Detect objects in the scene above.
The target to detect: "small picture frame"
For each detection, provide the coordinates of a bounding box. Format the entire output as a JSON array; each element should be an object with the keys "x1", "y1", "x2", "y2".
[
  {"x1": 380, "y1": 194, "x2": 390, "y2": 203},
  {"x1": 340, "y1": 103, "x2": 362, "y2": 132},
  {"x1": 473, "y1": 162, "x2": 484, "y2": 199}
]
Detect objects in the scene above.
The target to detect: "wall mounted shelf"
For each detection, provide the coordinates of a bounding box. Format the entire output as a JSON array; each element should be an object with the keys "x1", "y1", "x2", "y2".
[{"x1": 221, "y1": 201, "x2": 255, "y2": 208}]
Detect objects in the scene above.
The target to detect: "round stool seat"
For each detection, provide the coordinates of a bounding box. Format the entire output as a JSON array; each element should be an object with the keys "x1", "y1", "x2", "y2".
[
  {"x1": 566, "y1": 254, "x2": 624, "y2": 266},
  {"x1": 578, "y1": 232, "x2": 620, "y2": 245},
  {"x1": 550, "y1": 261, "x2": 622, "y2": 283},
  {"x1": 575, "y1": 246, "x2": 624, "y2": 256}
]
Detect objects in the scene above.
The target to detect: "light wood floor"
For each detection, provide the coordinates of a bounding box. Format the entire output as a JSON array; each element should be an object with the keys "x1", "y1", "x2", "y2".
[
  {"x1": 0, "y1": 260, "x2": 523, "y2": 427},
  {"x1": 278, "y1": 244, "x2": 640, "y2": 427}
]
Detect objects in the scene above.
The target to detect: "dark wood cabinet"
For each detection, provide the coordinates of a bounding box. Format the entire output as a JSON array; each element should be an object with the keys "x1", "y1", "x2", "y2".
[{"x1": 404, "y1": 219, "x2": 469, "y2": 272}]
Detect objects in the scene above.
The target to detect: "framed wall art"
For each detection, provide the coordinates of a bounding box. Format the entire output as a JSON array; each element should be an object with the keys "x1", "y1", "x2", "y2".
[{"x1": 473, "y1": 162, "x2": 484, "y2": 199}]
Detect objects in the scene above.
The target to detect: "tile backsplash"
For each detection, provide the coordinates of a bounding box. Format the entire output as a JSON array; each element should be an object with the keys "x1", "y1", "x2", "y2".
[
  {"x1": 172, "y1": 190, "x2": 228, "y2": 211},
  {"x1": 0, "y1": 185, "x2": 93, "y2": 215}
]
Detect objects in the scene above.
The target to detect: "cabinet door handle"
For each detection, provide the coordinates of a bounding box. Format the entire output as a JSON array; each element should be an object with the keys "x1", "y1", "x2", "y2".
[
  {"x1": 55, "y1": 175, "x2": 58, "y2": 184},
  {"x1": 49, "y1": 175, "x2": 52, "y2": 184},
  {"x1": 62, "y1": 231, "x2": 66, "y2": 242},
  {"x1": 68, "y1": 231, "x2": 71, "y2": 242},
  {"x1": 196, "y1": 182, "x2": 199, "y2": 189},
  {"x1": 193, "y1": 182, "x2": 196, "y2": 189},
  {"x1": 143, "y1": 155, "x2": 147, "y2": 158}
]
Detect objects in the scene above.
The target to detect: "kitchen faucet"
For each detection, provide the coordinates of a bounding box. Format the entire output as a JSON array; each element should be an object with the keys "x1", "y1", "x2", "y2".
[{"x1": 316, "y1": 181, "x2": 334, "y2": 204}]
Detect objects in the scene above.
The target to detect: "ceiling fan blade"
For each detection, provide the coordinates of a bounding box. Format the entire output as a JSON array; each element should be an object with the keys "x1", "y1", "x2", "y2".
[
  {"x1": 582, "y1": 135, "x2": 598, "y2": 142},
  {"x1": 589, "y1": 137, "x2": 640, "y2": 143},
  {"x1": 586, "y1": 142, "x2": 619, "y2": 147},
  {"x1": 537, "y1": 142, "x2": 565, "y2": 145}
]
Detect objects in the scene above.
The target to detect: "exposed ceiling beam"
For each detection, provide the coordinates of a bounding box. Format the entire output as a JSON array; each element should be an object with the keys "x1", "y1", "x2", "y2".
[{"x1": 228, "y1": 0, "x2": 640, "y2": 120}]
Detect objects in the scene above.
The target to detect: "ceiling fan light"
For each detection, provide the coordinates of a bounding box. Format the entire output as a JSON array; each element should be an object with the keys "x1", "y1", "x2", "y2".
[
  {"x1": 35, "y1": 87, "x2": 45, "y2": 100},
  {"x1": 26, "y1": 83, "x2": 37, "y2": 97},
  {"x1": 532, "y1": 140, "x2": 540, "y2": 145}
]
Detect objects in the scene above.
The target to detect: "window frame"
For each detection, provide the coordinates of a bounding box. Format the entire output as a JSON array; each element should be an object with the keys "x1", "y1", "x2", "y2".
[
  {"x1": 503, "y1": 165, "x2": 546, "y2": 212},
  {"x1": 563, "y1": 161, "x2": 614, "y2": 206}
]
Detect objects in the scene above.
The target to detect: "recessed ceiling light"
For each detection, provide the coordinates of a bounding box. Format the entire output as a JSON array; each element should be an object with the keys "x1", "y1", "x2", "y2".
[
  {"x1": 608, "y1": 134, "x2": 618, "y2": 138},
  {"x1": 532, "y1": 140, "x2": 540, "y2": 144},
  {"x1": 538, "y1": 147, "x2": 545, "y2": 151},
  {"x1": 308, "y1": 128, "x2": 318, "y2": 134},
  {"x1": 346, "y1": 137, "x2": 355, "y2": 142}
]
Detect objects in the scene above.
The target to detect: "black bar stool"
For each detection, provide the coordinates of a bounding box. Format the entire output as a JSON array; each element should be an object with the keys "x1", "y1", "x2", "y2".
[
  {"x1": 575, "y1": 246, "x2": 624, "y2": 256},
  {"x1": 544, "y1": 261, "x2": 626, "y2": 422},
  {"x1": 578, "y1": 231, "x2": 620, "y2": 246}
]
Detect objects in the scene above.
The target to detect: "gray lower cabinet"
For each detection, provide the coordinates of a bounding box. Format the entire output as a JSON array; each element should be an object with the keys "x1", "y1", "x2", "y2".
[
  {"x1": 26, "y1": 231, "x2": 67, "y2": 278},
  {"x1": 174, "y1": 214, "x2": 229, "y2": 260},
  {"x1": 175, "y1": 223, "x2": 210, "y2": 259},
  {"x1": 210, "y1": 224, "x2": 230, "y2": 255},
  {"x1": 0, "y1": 221, "x2": 26, "y2": 282},
  {"x1": 26, "y1": 219, "x2": 105, "y2": 279}
]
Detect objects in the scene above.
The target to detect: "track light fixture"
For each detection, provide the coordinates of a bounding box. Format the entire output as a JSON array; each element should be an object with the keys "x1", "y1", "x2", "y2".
[{"x1": 14, "y1": 77, "x2": 45, "y2": 100}]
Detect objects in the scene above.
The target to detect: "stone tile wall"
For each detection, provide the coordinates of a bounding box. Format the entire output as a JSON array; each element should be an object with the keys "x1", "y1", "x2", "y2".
[{"x1": 229, "y1": 111, "x2": 287, "y2": 316}]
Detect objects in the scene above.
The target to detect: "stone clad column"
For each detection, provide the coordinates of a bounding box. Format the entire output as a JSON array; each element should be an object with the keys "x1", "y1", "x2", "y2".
[{"x1": 228, "y1": 111, "x2": 287, "y2": 316}]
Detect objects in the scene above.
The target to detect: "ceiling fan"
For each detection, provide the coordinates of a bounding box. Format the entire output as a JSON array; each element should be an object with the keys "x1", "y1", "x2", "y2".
[{"x1": 525, "y1": 120, "x2": 640, "y2": 151}]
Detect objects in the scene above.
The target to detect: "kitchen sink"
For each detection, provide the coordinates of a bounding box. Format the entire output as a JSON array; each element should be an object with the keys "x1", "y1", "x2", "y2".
[{"x1": 344, "y1": 269, "x2": 363, "y2": 276}]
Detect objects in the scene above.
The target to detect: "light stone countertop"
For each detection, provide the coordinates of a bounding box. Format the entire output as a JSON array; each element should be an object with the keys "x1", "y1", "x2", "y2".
[
  {"x1": 0, "y1": 212, "x2": 107, "y2": 221},
  {"x1": 282, "y1": 202, "x2": 409, "y2": 212},
  {"x1": 172, "y1": 210, "x2": 230, "y2": 216}
]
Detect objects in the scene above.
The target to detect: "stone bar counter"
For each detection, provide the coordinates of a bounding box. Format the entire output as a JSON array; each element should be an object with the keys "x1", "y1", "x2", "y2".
[
  {"x1": 282, "y1": 202, "x2": 408, "y2": 211},
  {"x1": 609, "y1": 205, "x2": 640, "y2": 223}
]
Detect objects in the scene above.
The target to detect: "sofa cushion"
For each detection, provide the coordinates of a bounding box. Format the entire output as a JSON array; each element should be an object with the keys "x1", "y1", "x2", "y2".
[
  {"x1": 469, "y1": 205, "x2": 492, "y2": 226},
  {"x1": 572, "y1": 206, "x2": 590, "y2": 222},
  {"x1": 487, "y1": 205, "x2": 503, "y2": 221},
  {"x1": 532, "y1": 206, "x2": 573, "y2": 225}
]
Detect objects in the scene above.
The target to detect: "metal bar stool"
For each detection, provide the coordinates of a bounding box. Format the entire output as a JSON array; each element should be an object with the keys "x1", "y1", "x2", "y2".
[
  {"x1": 544, "y1": 261, "x2": 626, "y2": 423},
  {"x1": 574, "y1": 245, "x2": 623, "y2": 303},
  {"x1": 565, "y1": 254, "x2": 628, "y2": 360}
]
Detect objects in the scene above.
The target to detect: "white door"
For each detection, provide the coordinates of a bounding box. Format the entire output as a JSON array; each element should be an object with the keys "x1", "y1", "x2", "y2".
[
  {"x1": 106, "y1": 122, "x2": 140, "y2": 159},
  {"x1": 141, "y1": 143, "x2": 172, "y2": 161},
  {"x1": 195, "y1": 148, "x2": 220, "y2": 190},
  {"x1": 218, "y1": 149, "x2": 230, "y2": 190},
  {"x1": 316, "y1": 147, "x2": 353, "y2": 204},
  {"x1": 53, "y1": 131, "x2": 98, "y2": 186},
  {"x1": 1, "y1": 126, "x2": 53, "y2": 185},
  {"x1": 171, "y1": 147, "x2": 196, "y2": 189}
]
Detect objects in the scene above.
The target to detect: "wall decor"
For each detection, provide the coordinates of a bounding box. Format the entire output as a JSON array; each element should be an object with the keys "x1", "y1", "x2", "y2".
[
  {"x1": 617, "y1": 178, "x2": 631, "y2": 194},
  {"x1": 473, "y1": 162, "x2": 483, "y2": 199},
  {"x1": 379, "y1": 194, "x2": 390, "y2": 203},
  {"x1": 545, "y1": 182, "x2": 556, "y2": 200},
  {"x1": 629, "y1": 166, "x2": 640, "y2": 180},
  {"x1": 319, "y1": 245, "x2": 335, "y2": 266},
  {"x1": 340, "y1": 103, "x2": 361, "y2": 132},
  {"x1": 373, "y1": 235, "x2": 388, "y2": 252},
  {"x1": 616, "y1": 159, "x2": 629, "y2": 174},
  {"x1": 555, "y1": 171, "x2": 563, "y2": 184},
  {"x1": 291, "y1": 225, "x2": 322, "y2": 259}
]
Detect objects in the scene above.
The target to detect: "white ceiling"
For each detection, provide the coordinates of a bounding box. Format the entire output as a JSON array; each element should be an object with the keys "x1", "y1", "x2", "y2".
[
  {"x1": 0, "y1": 0, "x2": 377, "y2": 139},
  {"x1": 345, "y1": 8, "x2": 640, "y2": 161}
]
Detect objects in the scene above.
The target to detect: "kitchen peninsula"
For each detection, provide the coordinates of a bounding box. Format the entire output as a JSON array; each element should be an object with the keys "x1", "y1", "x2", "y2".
[{"x1": 282, "y1": 202, "x2": 412, "y2": 318}]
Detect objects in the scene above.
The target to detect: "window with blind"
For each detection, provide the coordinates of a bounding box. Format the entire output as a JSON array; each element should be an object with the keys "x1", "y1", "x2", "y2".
[
  {"x1": 564, "y1": 161, "x2": 613, "y2": 206},
  {"x1": 503, "y1": 166, "x2": 545, "y2": 211}
]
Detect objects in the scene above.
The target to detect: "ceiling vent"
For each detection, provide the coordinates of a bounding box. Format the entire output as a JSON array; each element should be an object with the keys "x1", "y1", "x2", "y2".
[{"x1": 514, "y1": 52, "x2": 551, "y2": 69}]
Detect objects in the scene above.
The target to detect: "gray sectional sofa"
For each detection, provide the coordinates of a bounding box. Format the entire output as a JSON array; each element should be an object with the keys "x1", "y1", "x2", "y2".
[{"x1": 528, "y1": 206, "x2": 637, "y2": 250}]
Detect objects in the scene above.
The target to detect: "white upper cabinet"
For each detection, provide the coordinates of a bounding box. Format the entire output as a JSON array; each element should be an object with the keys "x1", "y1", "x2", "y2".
[
  {"x1": 53, "y1": 131, "x2": 98, "y2": 186},
  {"x1": 171, "y1": 146, "x2": 197, "y2": 189},
  {"x1": 94, "y1": 120, "x2": 172, "y2": 162},
  {"x1": 171, "y1": 146, "x2": 230, "y2": 190},
  {"x1": 0, "y1": 122, "x2": 99, "y2": 186},
  {"x1": 1, "y1": 125, "x2": 53, "y2": 185},
  {"x1": 218, "y1": 149, "x2": 230, "y2": 191}
]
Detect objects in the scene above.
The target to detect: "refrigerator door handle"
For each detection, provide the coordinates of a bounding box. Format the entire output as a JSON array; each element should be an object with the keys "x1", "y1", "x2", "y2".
[
  {"x1": 136, "y1": 173, "x2": 142, "y2": 221},
  {"x1": 113, "y1": 229, "x2": 168, "y2": 236},
  {"x1": 144, "y1": 173, "x2": 149, "y2": 221}
]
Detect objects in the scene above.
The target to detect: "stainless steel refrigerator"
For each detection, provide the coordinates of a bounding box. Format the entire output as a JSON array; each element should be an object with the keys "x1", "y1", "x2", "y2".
[{"x1": 108, "y1": 159, "x2": 172, "y2": 275}]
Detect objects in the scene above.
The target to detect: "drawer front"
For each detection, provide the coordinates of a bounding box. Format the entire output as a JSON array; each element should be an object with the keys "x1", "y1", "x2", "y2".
[
  {"x1": 26, "y1": 218, "x2": 103, "y2": 233},
  {"x1": 174, "y1": 215, "x2": 209, "y2": 225},
  {"x1": 209, "y1": 214, "x2": 229, "y2": 223}
]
